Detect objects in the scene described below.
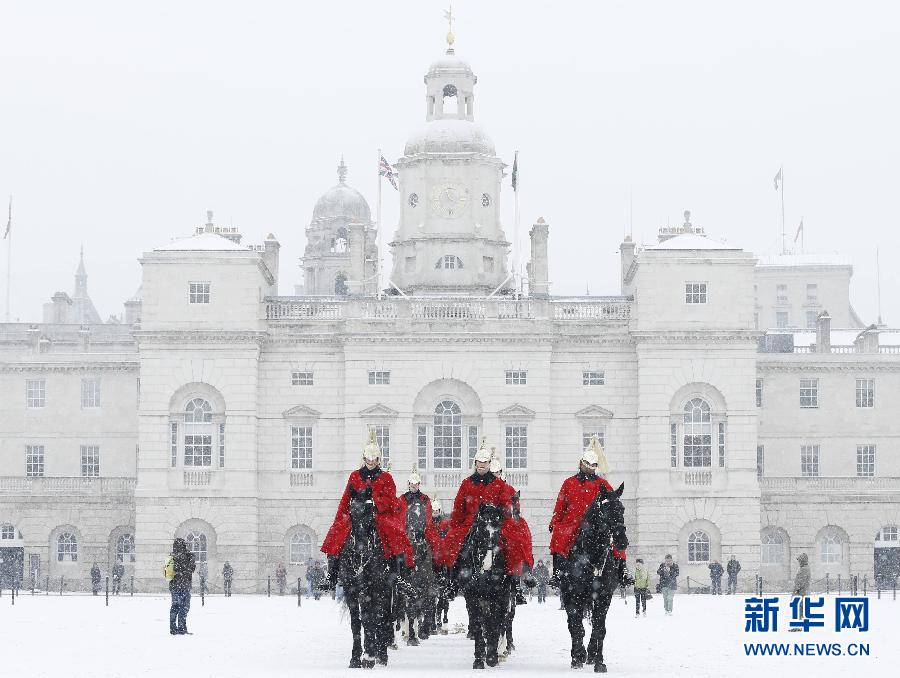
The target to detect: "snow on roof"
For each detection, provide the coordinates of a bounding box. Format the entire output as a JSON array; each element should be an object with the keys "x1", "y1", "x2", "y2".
[
  {"x1": 757, "y1": 253, "x2": 850, "y2": 267},
  {"x1": 645, "y1": 233, "x2": 740, "y2": 251},
  {"x1": 155, "y1": 232, "x2": 247, "y2": 252},
  {"x1": 780, "y1": 327, "x2": 900, "y2": 347}
]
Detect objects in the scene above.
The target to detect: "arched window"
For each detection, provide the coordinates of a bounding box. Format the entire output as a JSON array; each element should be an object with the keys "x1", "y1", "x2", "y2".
[
  {"x1": 184, "y1": 398, "x2": 213, "y2": 467},
  {"x1": 687, "y1": 530, "x2": 710, "y2": 563},
  {"x1": 442, "y1": 84, "x2": 458, "y2": 115},
  {"x1": 761, "y1": 532, "x2": 784, "y2": 565},
  {"x1": 433, "y1": 400, "x2": 462, "y2": 469},
  {"x1": 186, "y1": 531, "x2": 208, "y2": 563},
  {"x1": 290, "y1": 532, "x2": 313, "y2": 565},
  {"x1": 821, "y1": 534, "x2": 842, "y2": 564},
  {"x1": 0, "y1": 524, "x2": 15, "y2": 540},
  {"x1": 335, "y1": 272, "x2": 348, "y2": 296},
  {"x1": 683, "y1": 398, "x2": 712, "y2": 467},
  {"x1": 57, "y1": 533, "x2": 78, "y2": 562},
  {"x1": 117, "y1": 533, "x2": 135, "y2": 563},
  {"x1": 436, "y1": 255, "x2": 463, "y2": 270}
]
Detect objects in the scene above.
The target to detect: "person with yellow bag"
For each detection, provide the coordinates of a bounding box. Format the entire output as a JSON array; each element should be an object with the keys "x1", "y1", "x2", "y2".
[{"x1": 164, "y1": 538, "x2": 196, "y2": 635}]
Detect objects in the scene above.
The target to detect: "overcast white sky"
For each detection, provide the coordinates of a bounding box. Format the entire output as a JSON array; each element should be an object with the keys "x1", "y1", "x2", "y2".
[{"x1": 1, "y1": 0, "x2": 898, "y2": 325}]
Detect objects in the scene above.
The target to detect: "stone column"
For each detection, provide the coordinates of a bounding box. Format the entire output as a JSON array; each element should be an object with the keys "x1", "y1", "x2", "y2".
[
  {"x1": 815, "y1": 311, "x2": 831, "y2": 353},
  {"x1": 529, "y1": 218, "x2": 550, "y2": 297},
  {"x1": 348, "y1": 221, "x2": 366, "y2": 295}
]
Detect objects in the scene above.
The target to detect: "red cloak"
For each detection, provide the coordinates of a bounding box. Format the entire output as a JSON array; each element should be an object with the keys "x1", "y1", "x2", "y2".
[{"x1": 549, "y1": 473, "x2": 625, "y2": 560}]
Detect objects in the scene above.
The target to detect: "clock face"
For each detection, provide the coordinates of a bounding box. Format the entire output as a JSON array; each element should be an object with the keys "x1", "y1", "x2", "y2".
[{"x1": 430, "y1": 183, "x2": 469, "y2": 218}]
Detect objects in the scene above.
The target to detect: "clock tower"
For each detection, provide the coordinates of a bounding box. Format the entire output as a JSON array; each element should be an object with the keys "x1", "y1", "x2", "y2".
[{"x1": 389, "y1": 38, "x2": 511, "y2": 295}]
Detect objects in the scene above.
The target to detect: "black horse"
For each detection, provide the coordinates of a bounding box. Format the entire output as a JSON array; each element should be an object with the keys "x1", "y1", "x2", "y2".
[
  {"x1": 559, "y1": 482, "x2": 629, "y2": 673},
  {"x1": 398, "y1": 500, "x2": 435, "y2": 645},
  {"x1": 456, "y1": 503, "x2": 510, "y2": 669},
  {"x1": 338, "y1": 487, "x2": 393, "y2": 668}
]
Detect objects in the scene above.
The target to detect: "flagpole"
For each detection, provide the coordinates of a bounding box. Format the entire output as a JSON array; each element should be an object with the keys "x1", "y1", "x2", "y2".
[
  {"x1": 780, "y1": 166, "x2": 786, "y2": 255},
  {"x1": 876, "y1": 247, "x2": 882, "y2": 326},
  {"x1": 514, "y1": 166, "x2": 520, "y2": 297},
  {"x1": 376, "y1": 149, "x2": 382, "y2": 298},
  {"x1": 4, "y1": 195, "x2": 10, "y2": 323}
]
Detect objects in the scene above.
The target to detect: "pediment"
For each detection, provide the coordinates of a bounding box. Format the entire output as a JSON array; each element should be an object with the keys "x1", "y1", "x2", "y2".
[
  {"x1": 359, "y1": 403, "x2": 399, "y2": 418},
  {"x1": 282, "y1": 404, "x2": 321, "y2": 419},
  {"x1": 497, "y1": 404, "x2": 536, "y2": 419},
  {"x1": 575, "y1": 405, "x2": 615, "y2": 419}
]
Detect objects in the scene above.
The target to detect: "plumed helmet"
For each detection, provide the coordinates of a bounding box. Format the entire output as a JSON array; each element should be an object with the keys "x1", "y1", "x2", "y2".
[
  {"x1": 408, "y1": 466, "x2": 422, "y2": 485},
  {"x1": 581, "y1": 434, "x2": 610, "y2": 473},
  {"x1": 473, "y1": 437, "x2": 492, "y2": 463},
  {"x1": 489, "y1": 448, "x2": 503, "y2": 475},
  {"x1": 362, "y1": 429, "x2": 381, "y2": 462},
  {"x1": 432, "y1": 498, "x2": 443, "y2": 514}
]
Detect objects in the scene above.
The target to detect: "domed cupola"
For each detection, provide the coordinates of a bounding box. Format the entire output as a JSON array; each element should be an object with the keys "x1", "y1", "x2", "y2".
[{"x1": 301, "y1": 159, "x2": 378, "y2": 296}]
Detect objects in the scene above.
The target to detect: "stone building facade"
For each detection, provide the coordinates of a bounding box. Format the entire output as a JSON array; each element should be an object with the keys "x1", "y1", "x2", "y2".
[{"x1": 1, "y1": 44, "x2": 898, "y2": 594}]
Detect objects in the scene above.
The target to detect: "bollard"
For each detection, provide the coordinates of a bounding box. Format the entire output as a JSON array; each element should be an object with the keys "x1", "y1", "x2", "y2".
[
  {"x1": 60, "y1": 576, "x2": 64, "y2": 596},
  {"x1": 877, "y1": 584, "x2": 881, "y2": 600},
  {"x1": 31, "y1": 577, "x2": 35, "y2": 596},
  {"x1": 760, "y1": 577, "x2": 764, "y2": 595},
  {"x1": 297, "y1": 578, "x2": 301, "y2": 607},
  {"x1": 863, "y1": 575, "x2": 867, "y2": 596},
  {"x1": 130, "y1": 576, "x2": 134, "y2": 597},
  {"x1": 46, "y1": 575, "x2": 49, "y2": 596},
  {"x1": 268, "y1": 576, "x2": 271, "y2": 598},
  {"x1": 825, "y1": 573, "x2": 830, "y2": 595},
  {"x1": 105, "y1": 576, "x2": 109, "y2": 607},
  {"x1": 201, "y1": 584, "x2": 205, "y2": 607},
  {"x1": 10, "y1": 584, "x2": 13, "y2": 606},
  {"x1": 837, "y1": 574, "x2": 841, "y2": 595}
]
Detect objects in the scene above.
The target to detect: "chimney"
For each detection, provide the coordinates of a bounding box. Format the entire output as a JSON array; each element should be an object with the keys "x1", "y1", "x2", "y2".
[
  {"x1": 620, "y1": 236, "x2": 636, "y2": 295},
  {"x1": 348, "y1": 221, "x2": 366, "y2": 295},
  {"x1": 854, "y1": 324, "x2": 880, "y2": 354},
  {"x1": 43, "y1": 292, "x2": 72, "y2": 324},
  {"x1": 815, "y1": 310, "x2": 831, "y2": 353},
  {"x1": 529, "y1": 217, "x2": 550, "y2": 297},
  {"x1": 263, "y1": 233, "x2": 281, "y2": 294}
]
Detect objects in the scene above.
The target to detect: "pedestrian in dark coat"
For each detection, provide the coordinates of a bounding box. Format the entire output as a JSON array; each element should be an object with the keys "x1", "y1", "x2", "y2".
[
  {"x1": 222, "y1": 562, "x2": 234, "y2": 597},
  {"x1": 789, "y1": 553, "x2": 811, "y2": 632},
  {"x1": 275, "y1": 563, "x2": 287, "y2": 595},
  {"x1": 90, "y1": 563, "x2": 102, "y2": 595},
  {"x1": 169, "y1": 538, "x2": 196, "y2": 635},
  {"x1": 726, "y1": 555, "x2": 741, "y2": 594},
  {"x1": 112, "y1": 562, "x2": 125, "y2": 595},
  {"x1": 533, "y1": 560, "x2": 550, "y2": 603},
  {"x1": 657, "y1": 554, "x2": 679, "y2": 615},
  {"x1": 708, "y1": 560, "x2": 724, "y2": 595}
]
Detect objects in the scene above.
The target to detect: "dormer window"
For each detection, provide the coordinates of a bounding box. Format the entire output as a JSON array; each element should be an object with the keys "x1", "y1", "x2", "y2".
[{"x1": 436, "y1": 255, "x2": 463, "y2": 270}]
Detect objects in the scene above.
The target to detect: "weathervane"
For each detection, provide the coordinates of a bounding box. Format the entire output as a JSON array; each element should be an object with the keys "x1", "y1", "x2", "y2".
[{"x1": 444, "y1": 4, "x2": 455, "y2": 50}]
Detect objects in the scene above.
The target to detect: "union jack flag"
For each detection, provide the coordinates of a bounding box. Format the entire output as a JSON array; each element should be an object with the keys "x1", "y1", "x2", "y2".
[{"x1": 379, "y1": 155, "x2": 398, "y2": 190}]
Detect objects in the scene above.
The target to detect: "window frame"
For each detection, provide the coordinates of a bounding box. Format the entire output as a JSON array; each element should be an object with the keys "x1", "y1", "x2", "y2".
[
  {"x1": 25, "y1": 379, "x2": 46, "y2": 409},
  {"x1": 432, "y1": 400, "x2": 463, "y2": 470},
  {"x1": 80, "y1": 444, "x2": 100, "y2": 478},
  {"x1": 26, "y1": 444, "x2": 45, "y2": 477},
  {"x1": 855, "y1": 378, "x2": 874, "y2": 408},
  {"x1": 687, "y1": 530, "x2": 711, "y2": 563},
  {"x1": 504, "y1": 370, "x2": 527, "y2": 386},
  {"x1": 80, "y1": 377, "x2": 101, "y2": 409},
  {"x1": 856, "y1": 444, "x2": 875, "y2": 478},
  {"x1": 685, "y1": 282, "x2": 708, "y2": 305},
  {"x1": 57, "y1": 532, "x2": 78, "y2": 562},
  {"x1": 291, "y1": 371, "x2": 314, "y2": 386},
  {"x1": 368, "y1": 424, "x2": 391, "y2": 467},
  {"x1": 755, "y1": 378, "x2": 763, "y2": 408},
  {"x1": 800, "y1": 444, "x2": 820, "y2": 477},
  {"x1": 290, "y1": 425, "x2": 314, "y2": 470},
  {"x1": 289, "y1": 532, "x2": 313, "y2": 565},
  {"x1": 188, "y1": 281, "x2": 210, "y2": 304},
  {"x1": 799, "y1": 378, "x2": 819, "y2": 409},
  {"x1": 820, "y1": 534, "x2": 842, "y2": 564},
  {"x1": 186, "y1": 531, "x2": 208, "y2": 563},
  {"x1": 504, "y1": 424, "x2": 528, "y2": 470},
  {"x1": 582, "y1": 370, "x2": 605, "y2": 386},
  {"x1": 761, "y1": 532, "x2": 784, "y2": 565},
  {"x1": 116, "y1": 533, "x2": 135, "y2": 563},
  {"x1": 368, "y1": 370, "x2": 391, "y2": 385}
]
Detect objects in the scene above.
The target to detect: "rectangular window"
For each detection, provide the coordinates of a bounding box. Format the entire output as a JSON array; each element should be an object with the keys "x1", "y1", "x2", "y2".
[
  {"x1": 482, "y1": 256, "x2": 494, "y2": 273},
  {"x1": 417, "y1": 425, "x2": 428, "y2": 470},
  {"x1": 806, "y1": 283, "x2": 818, "y2": 303},
  {"x1": 800, "y1": 444, "x2": 820, "y2": 477},
  {"x1": 81, "y1": 378, "x2": 101, "y2": 408},
  {"x1": 26, "y1": 379, "x2": 45, "y2": 408},
  {"x1": 582, "y1": 429, "x2": 605, "y2": 452},
  {"x1": 468, "y1": 425, "x2": 479, "y2": 467},
  {"x1": 806, "y1": 311, "x2": 818, "y2": 329},
  {"x1": 670, "y1": 424, "x2": 678, "y2": 468},
  {"x1": 756, "y1": 378, "x2": 763, "y2": 407},
  {"x1": 80, "y1": 445, "x2": 100, "y2": 477},
  {"x1": 170, "y1": 423, "x2": 178, "y2": 467},
  {"x1": 218, "y1": 423, "x2": 225, "y2": 468},
  {"x1": 26, "y1": 445, "x2": 45, "y2": 477},
  {"x1": 369, "y1": 424, "x2": 390, "y2": 466},
  {"x1": 776, "y1": 284, "x2": 788, "y2": 303},
  {"x1": 291, "y1": 426, "x2": 313, "y2": 470},
  {"x1": 717, "y1": 423, "x2": 726, "y2": 467},
  {"x1": 405, "y1": 256, "x2": 416, "y2": 273},
  {"x1": 685, "y1": 282, "x2": 707, "y2": 304},
  {"x1": 776, "y1": 311, "x2": 789, "y2": 328},
  {"x1": 756, "y1": 445, "x2": 764, "y2": 480},
  {"x1": 189, "y1": 282, "x2": 210, "y2": 304},
  {"x1": 800, "y1": 378, "x2": 819, "y2": 408},
  {"x1": 856, "y1": 444, "x2": 875, "y2": 477},
  {"x1": 368, "y1": 370, "x2": 390, "y2": 385},
  {"x1": 582, "y1": 371, "x2": 605, "y2": 386},
  {"x1": 291, "y1": 371, "x2": 314, "y2": 386},
  {"x1": 184, "y1": 433, "x2": 212, "y2": 467},
  {"x1": 505, "y1": 370, "x2": 527, "y2": 385},
  {"x1": 856, "y1": 378, "x2": 874, "y2": 408},
  {"x1": 504, "y1": 425, "x2": 528, "y2": 469}
]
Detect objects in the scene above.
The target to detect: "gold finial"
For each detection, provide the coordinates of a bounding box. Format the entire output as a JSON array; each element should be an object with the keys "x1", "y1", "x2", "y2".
[{"x1": 444, "y1": 5, "x2": 455, "y2": 50}]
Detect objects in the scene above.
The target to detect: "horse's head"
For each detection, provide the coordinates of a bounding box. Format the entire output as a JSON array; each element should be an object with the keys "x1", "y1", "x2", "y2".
[
  {"x1": 579, "y1": 482, "x2": 629, "y2": 558},
  {"x1": 348, "y1": 486, "x2": 377, "y2": 537},
  {"x1": 460, "y1": 502, "x2": 505, "y2": 581}
]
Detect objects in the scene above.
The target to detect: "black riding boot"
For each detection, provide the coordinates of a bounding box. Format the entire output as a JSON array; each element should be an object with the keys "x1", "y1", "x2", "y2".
[
  {"x1": 549, "y1": 554, "x2": 565, "y2": 588},
  {"x1": 321, "y1": 555, "x2": 339, "y2": 591}
]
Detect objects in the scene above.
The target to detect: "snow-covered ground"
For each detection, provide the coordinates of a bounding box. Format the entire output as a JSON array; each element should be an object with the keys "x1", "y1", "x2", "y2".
[{"x1": 0, "y1": 591, "x2": 894, "y2": 677}]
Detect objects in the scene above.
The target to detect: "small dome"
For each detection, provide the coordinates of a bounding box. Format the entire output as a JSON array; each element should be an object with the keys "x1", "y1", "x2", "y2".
[
  {"x1": 426, "y1": 53, "x2": 474, "y2": 78},
  {"x1": 312, "y1": 183, "x2": 372, "y2": 223},
  {"x1": 404, "y1": 119, "x2": 495, "y2": 157}
]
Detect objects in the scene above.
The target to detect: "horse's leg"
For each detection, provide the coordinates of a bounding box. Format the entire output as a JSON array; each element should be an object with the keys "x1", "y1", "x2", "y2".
[
  {"x1": 375, "y1": 578, "x2": 391, "y2": 665},
  {"x1": 358, "y1": 581, "x2": 379, "y2": 666},
  {"x1": 565, "y1": 586, "x2": 587, "y2": 668},
  {"x1": 468, "y1": 593, "x2": 486, "y2": 668},
  {"x1": 465, "y1": 593, "x2": 476, "y2": 639},
  {"x1": 484, "y1": 590, "x2": 504, "y2": 667},
  {"x1": 506, "y1": 586, "x2": 517, "y2": 652},
  {"x1": 592, "y1": 591, "x2": 613, "y2": 673},
  {"x1": 346, "y1": 586, "x2": 363, "y2": 668}
]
